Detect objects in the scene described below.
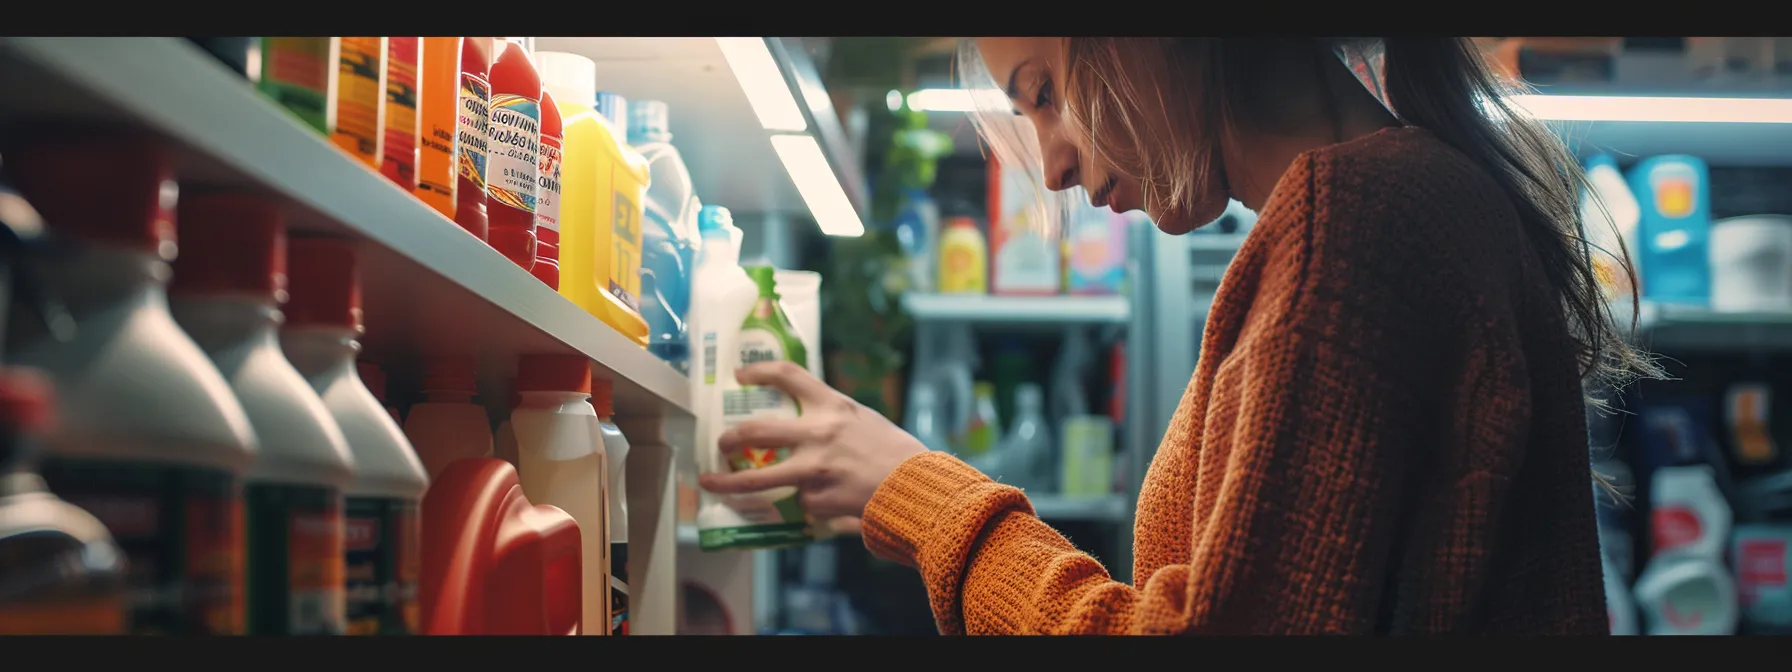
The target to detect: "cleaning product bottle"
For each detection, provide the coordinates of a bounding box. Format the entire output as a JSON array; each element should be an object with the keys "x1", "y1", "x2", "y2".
[
  {"x1": 533, "y1": 87, "x2": 564, "y2": 290},
  {"x1": 533, "y1": 53, "x2": 651, "y2": 345},
  {"x1": 485, "y1": 39, "x2": 541, "y2": 272},
  {"x1": 630, "y1": 99, "x2": 698, "y2": 369},
  {"x1": 1628, "y1": 154, "x2": 1713, "y2": 306},
  {"x1": 938, "y1": 216, "x2": 988, "y2": 294},
  {"x1": 701, "y1": 265, "x2": 812, "y2": 551},
  {"x1": 169, "y1": 194, "x2": 358, "y2": 636},
  {"x1": 257, "y1": 38, "x2": 337, "y2": 136},
  {"x1": 1733, "y1": 471, "x2": 1792, "y2": 634},
  {"x1": 282, "y1": 237, "x2": 429, "y2": 635},
  {"x1": 404, "y1": 356, "x2": 493, "y2": 479},
  {"x1": 1634, "y1": 552, "x2": 1739, "y2": 635},
  {"x1": 0, "y1": 368, "x2": 131, "y2": 634},
  {"x1": 591, "y1": 377, "x2": 630, "y2": 635},
  {"x1": 960, "y1": 381, "x2": 1003, "y2": 458},
  {"x1": 511, "y1": 354, "x2": 609, "y2": 635},
  {"x1": 6, "y1": 137, "x2": 260, "y2": 635},
  {"x1": 332, "y1": 37, "x2": 388, "y2": 170},
  {"x1": 380, "y1": 37, "x2": 421, "y2": 193},
  {"x1": 357, "y1": 361, "x2": 399, "y2": 422},
  {"x1": 420, "y1": 457, "x2": 582, "y2": 635},
  {"x1": 453, "y1": 37, "x2": 492, "y2": 241},
  {"x1": 688, "y1": 206, "x2": 756, "y2": 491},
  {"x1": 1582, "y1": 154, "x2": 1643, "y2": 303},
  {"x1": 415, "y1": 37, "x2": 461, "y2": 220},
  {"x1": 593, "y1": 91, "x2": 652, "y2": 346}
]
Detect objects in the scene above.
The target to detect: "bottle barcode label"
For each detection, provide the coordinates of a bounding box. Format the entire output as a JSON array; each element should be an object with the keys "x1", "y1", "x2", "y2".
[
  {"x1": 702, "y1": 334, "x2": 718, "y2": 385},
  {"x1": 723, "y1": 387, "x2": 789, "y2": 419}
]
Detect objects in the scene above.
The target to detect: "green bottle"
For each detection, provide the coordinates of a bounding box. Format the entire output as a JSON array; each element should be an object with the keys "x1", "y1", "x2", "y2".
[{"x1": 701, "y1": 265, "x2": 813, "y2": 551}]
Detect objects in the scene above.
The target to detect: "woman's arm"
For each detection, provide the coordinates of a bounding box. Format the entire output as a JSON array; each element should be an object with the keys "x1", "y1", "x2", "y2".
[{"x1": 861, "y1": 326, "x2": 1426, "y2": 634}]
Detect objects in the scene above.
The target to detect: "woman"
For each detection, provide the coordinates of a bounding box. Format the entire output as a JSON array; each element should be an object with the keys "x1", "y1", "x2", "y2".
[{"x1": 701, "y1": 37, "x2": 1659, "y2": 635}]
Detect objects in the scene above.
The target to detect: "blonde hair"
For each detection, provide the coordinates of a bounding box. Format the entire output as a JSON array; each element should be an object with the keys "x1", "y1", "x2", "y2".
[{"x1": 956, "y1": 37, "x2": 1662, "y2": 398}]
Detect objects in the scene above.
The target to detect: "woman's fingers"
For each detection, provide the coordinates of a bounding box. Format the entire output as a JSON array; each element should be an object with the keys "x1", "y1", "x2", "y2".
[
  {"x1": 699, "y1": 458, "x2": 811, "y2": 494},
  {"x1": 735, "y1": 360, "x2": 836, "y2": 407},
  {"x1": 717, "y1": 417, "x2": 821, "y2": 452}
]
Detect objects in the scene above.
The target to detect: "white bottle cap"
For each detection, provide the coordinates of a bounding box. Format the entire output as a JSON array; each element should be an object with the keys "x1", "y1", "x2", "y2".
[{"x1": 535, "y1": 51, "x2": 597, "y2": 109}]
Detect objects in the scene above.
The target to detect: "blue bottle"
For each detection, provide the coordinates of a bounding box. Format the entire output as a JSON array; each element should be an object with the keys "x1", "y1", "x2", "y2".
[
  {"x1": 1627, "y1": 155, "x2": 1712, "y2": 306},
  {"x1": 630, "y1": 100, "x2": 699, "y2": 372}
]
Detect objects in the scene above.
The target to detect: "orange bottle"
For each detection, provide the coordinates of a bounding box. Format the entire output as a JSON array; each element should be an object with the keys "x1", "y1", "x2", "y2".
[
  {"x1": 416, "y1": 37, "x2": 461, "y2": 219},
  {"x1": 486, "y1": 40, "x2": 541, "y2": 271},
  {"x1": 454, "y1": 38, "x2": 493, "y2": 242},
  {"x1": 421, "y1": 459, "x2": 581, "y2": 635},
  {"x1": 381, "y1": 37, "x2": 421, "y2": 192},
  {"x1": 333, "y1": 37, "x2": 387, "y2": 170},
  {"x1": 533, "y1": 88, "x2": 563, "y2": 290}
]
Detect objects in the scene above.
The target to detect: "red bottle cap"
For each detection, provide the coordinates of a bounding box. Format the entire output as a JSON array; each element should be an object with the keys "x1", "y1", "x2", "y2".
[
  {"x1": 357, "y1": 361, "x2": 388, "y2": 401},
  {"x1": 169, "y1": 193, "x2": 287, "y2": 300},
  {"x1": 422, "y1": 356, "x2": 478, "y2": 393},
  {"x1": 4, "y1": 135, "x2": 178, "y2": 255},
  {"x1": 515, "y1": 354, "x2": 589, "y2": 395},
  {"x1": 0, "y1": 366, "x2": 55, "y2": 434},
  {"x1": 589, "y1": 376, "x2": 614, "y2": 418},
  {"x1": 285, "y1": 236, "x2": 364, "y2": 331}
]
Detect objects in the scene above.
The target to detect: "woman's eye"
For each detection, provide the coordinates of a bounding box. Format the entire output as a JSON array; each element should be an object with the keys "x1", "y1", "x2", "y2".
[{"x1": 1034, "y1": 78, "x2": 1053, "y2": 110}]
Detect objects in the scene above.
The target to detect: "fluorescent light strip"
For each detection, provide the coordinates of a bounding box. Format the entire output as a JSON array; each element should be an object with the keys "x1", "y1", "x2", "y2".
[
  {"x1": 770, "y1": 134, "x2": 865, "y2": 237},
  {"x1": 716, "y1": 37, "x2": 808, "y2": 132},
  {"x1": 906, "y1": 87, "x2": 1792, "y2": 124},
  {"x1": 1511, "y1": 94, "x2": 1792, "y2": 123}
]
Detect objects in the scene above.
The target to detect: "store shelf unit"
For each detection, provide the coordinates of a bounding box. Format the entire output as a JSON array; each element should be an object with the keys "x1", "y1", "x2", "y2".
[
  {"x1": 904, "y1": 292, "x2": 1131, "y2": 325},
  {"x1": 1636, "y1": 302, "x2": 1792, "y2": 352},
  {"x1": 0, "y1": 36, "x2": 865, "y2": 636}
]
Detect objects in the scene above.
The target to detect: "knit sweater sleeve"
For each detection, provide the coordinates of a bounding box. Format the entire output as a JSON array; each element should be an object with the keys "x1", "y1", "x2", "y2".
[{"x1": 859, "y1": 155, "x2": 1433, "y2": 635}]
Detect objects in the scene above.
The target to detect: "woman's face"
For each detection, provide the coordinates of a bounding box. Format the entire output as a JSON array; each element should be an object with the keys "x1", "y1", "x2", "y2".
[{"x1": 975, "y1": 37, "x2": 1220, "y2": 234}]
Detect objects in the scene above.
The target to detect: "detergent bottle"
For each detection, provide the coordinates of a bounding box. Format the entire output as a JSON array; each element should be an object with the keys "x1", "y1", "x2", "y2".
[
  {"x1": 533, "y1": 87, "x2": 564, "y2": 290},
  {"x1": 5, "y1": 135, "x2": 260, "y2": 635},
  {"x1": 332, "y1": 37, "x2": 387, "y2": 170},
  {"x1": 256, "y1": 38, "x2": 337, "y2": 136},
  {"x1": 421, "y1": 458, "x2": 581, "y2": 635},
  {"x1": 511, "y1": 354, "x2": 610, "y2": 635},
  {"x1": 630, "y1": 99, "x2": 698, "y2": 371},
  {"x1": 453, "y1": 37, "x2": 492, "y2": 241},
  {"x1": 415, "y1": 37, "x2": 461, "y2": 219},
  {"x1": 591, "y1": 377, "x2": 631, "y2": 635},
  {"x1": 593, "y1": 91, "x2": 652, "y2": 346},
  {"x1": 403, "y1": 356, "x2": 493, "y2": 479},
  {"x1": 282, "y1": 238, "x2": 429, "y2": 635},
  {"x1": 169, "y1": 194, "x2": 357, "y2": 636},
  {"x1": 533, "y1": 52, "x2": 650, "y2": 345}
]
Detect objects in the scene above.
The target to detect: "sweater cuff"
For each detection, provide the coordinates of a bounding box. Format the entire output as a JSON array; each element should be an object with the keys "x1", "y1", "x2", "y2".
[{"x1": 862, "y1": 450, "x2": 1037, "y2": 557}]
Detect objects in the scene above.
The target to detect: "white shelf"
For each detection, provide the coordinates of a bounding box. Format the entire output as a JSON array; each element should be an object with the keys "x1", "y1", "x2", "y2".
[
  {"x1": 904, "y1": 293, "x2": 1130, "y2": 325},
  {"x1": 0, "y1": 37, "x2": 691, "y2": 417},
  {"x1": 1636, "y1": 302, "x2": 1792, "y2": 352}
]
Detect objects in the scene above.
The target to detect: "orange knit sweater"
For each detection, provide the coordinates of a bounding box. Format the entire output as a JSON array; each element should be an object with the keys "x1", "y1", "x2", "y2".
[{"x1": 861, "y1": 127, "x2": 1609, "y2": 635}]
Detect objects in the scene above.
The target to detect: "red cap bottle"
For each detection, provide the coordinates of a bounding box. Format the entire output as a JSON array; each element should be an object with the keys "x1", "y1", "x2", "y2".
[
  {"x1": 454, "y1": 37, "x2": 492, "y2": 242},
  {"x1": 532, "y1": 87, "x2": 563, "y2": 291},
  {"x1": 485, "y1": 40, "x2": 541, "y2": 272},
  {"x1": 515, "y1": 354, "x2": 590, "y2": 395},
  {"x1": 169, "y1": 194, "x2": 287, "y2": 301},
  {"x1": 285, "y1": 237, "x2": 364, "y2": 332},
  {"x1": 589, "y1": 376, "x2": 614, "y2": 419},
  {"x1": 5, "y1": 135, "x2": 178, "y2": 257}
]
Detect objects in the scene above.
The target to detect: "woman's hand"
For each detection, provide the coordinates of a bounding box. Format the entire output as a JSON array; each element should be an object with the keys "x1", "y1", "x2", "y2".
[{"x1": 697, "y1": 361, "x2": 929, "y2": 524}]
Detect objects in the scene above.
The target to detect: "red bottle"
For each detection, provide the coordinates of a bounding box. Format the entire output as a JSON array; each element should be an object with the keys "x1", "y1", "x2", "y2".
[
  {"x1": 421, "y1": 458, "x2": 582, "y2": 635},
  {"x1": 532, "y1": 88, "x2": 563, "y2": 290},
  {"x1": 485, "y1": 40, "x2": 541, "y2": 271},
  {"x1": 454, "y1": 37, "x2": 492, "y2": 242}
]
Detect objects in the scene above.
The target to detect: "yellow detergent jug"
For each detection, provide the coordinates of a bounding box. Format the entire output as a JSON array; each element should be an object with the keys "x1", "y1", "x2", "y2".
[{"x1": 535, "y1": 52, "x2": 649, "y2": 346}]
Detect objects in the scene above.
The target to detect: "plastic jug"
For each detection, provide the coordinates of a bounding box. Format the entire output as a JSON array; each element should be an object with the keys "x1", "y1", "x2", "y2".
[
  {"x1": 591, "y1": 377, "x2": 630, "y2": 635},
  {"x1": 630, "y1": 99, "x2": 698, "y2": 370},
  {"x1": 169, "y1": 194, "x2": 358, "y2": 635},
  {"x1": 421, "y1": 458, "x2": 581, "y2": 635},
  {"x1": 6, "y1": 135, "x2": 260, "y2": 635},
  {"x1": 511, "y1": 354, "x2": 609, "y2": 635},
  {"x1": 282, "y1": 237, "x2": 429, "y2": 635},
  {"x1": 405, "y1": 356, "x2": 494, "y2": 479}
]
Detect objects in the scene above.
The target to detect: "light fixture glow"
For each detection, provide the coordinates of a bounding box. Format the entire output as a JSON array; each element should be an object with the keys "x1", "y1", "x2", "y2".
[
  {"x1": 716, "y1": 37, "x2": 808, "y2": 132},
  {"x1": 907, "y1": 87, "x2": 1792, "y2": 124},
  {"x1": 1510, "y1": 95, "x2": 1792, "y2": 124},
  {"x1": 770, "y1": 134, "x2": 864, "y2": 237}
]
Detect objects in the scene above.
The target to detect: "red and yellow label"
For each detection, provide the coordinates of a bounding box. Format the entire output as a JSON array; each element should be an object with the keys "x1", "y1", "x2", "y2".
[
  {"x1": 186, "y1": 496, "x2": 247, "y2": 635},
  {"x1": 0, "y1": 597, "x2": 128, "y2": 635}
]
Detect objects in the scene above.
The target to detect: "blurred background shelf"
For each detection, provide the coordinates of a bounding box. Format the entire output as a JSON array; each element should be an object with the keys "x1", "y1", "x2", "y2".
[{"x1": 903, "y1": 293, "x2": 1130, "y2": 325}]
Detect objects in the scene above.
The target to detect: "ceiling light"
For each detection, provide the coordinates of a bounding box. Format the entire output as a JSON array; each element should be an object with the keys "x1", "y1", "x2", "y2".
[
  {"x1": 715, "y1": 37, "x2": 808, "y2": 132},
  {"x1": 1511, "y1": 94, "x2": 1792, "y2": 123},
  {"x1": 770, "y1": 134, "x2": 864, "y2": 237}
]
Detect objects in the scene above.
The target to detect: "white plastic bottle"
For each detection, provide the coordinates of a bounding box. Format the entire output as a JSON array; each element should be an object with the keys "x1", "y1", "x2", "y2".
[
  {"x1": 512, "y1": 354, "x2": 610, "y2": 635},
  {"x1": 168, "y1": 194, "x2": 357, "y2": 636},
  {"x1": 404, "y1": 357, "x2": 494, "y2": 479},
  {"x1": 591, "y1": 377, "x2": 630, "y2": 635},
  {"x1": 687, "y1": 205, "x2": 760, "y2": 541},
  {"x1": 7, "y1": 137, "x2": 260, "y2": 635},
  {"x1": 1634, "y1": 552, "x2": 1739, "y2": 635},
  {"x1": 281, "y1": 238, "x2": 429, "y2": 636}
]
